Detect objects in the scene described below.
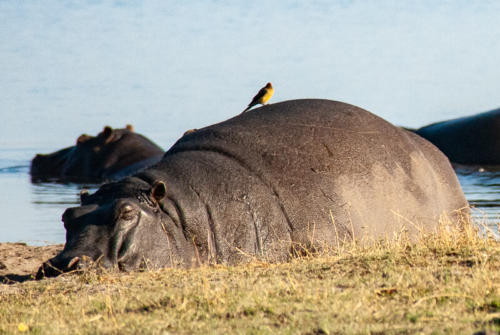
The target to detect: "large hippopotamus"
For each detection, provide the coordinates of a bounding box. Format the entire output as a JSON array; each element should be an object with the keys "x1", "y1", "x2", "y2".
[
  {"x1": 30, "y1": 125, "x2": 164, "y2": 183},
  {"x1": 38, "y1": 99, "x2": 468, "y2": 277},
  {"x1": 415, "y1": 109, "x2": 500, "y2": 166}
]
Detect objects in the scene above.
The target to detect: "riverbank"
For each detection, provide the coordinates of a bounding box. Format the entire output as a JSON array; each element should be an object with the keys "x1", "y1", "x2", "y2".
[
  {"x1": 0, "y1": 222, "x2": 499, "y2": 334},
  {"x1": 0, "y1": 243, "x2": 62, "y2": 281}
]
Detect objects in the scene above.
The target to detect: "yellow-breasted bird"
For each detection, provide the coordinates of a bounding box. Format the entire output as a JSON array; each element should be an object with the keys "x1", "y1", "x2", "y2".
[{"x1": 241, "y1": 82, "x2": 274, "y2": 114}]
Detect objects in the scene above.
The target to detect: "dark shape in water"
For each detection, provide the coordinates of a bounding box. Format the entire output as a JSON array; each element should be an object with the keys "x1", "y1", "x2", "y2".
[
  {"x1": 30, "y1": 125, "x2": 164, "y2": 183},
  {"x1": 415, "y1": 109, "x2": 500, "y2": 166}
]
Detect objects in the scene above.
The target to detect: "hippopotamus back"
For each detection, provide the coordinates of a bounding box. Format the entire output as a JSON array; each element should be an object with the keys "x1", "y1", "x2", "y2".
[
  {"x1": 416, "y1": 109, "x2": 500, "y2": 165},
  {"x1": 138, "y1": 99, "x2": 467, "y2": 255}
]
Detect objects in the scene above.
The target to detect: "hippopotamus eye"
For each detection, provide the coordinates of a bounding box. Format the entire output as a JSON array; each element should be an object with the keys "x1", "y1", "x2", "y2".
[{"x1": 119, "y1": 204, "x2": 136, "y2": 221}]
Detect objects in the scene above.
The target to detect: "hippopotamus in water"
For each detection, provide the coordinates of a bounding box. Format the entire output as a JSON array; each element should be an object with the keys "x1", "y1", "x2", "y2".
[
  {"x1": 30, "y1": 125, "x2": 164, "y2": 183},
  {"x1": 37, "y1": 99, "x2": 468, "y2": 277},
  {"x1": 415, "y1": 109, "x2": 500, "y2": 166}
]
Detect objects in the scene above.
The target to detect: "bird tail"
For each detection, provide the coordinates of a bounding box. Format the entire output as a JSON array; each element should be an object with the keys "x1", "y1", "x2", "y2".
[{"x1": 241, "y1": 103, "x2": 255, "y2": 114}]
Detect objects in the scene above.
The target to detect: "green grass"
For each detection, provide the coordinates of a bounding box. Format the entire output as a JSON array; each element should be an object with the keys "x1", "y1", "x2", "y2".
[{"x1": 1, "y1": 220, "x2": 499, "y2": 334}]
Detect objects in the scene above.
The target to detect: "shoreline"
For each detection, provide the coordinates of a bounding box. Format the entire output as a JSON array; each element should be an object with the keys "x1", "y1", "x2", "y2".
[{"x1": 0, "y1": 242, "x2": 63, "y2": 281}]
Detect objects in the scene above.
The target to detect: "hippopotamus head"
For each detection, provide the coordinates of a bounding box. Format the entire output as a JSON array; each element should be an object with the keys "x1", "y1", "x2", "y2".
[
  {"x1": 30, "y1": 125, "x2": 164, "y2": 182},
  {"x1": 37, "y1": 178, "x2": 194, "y2": 278}
]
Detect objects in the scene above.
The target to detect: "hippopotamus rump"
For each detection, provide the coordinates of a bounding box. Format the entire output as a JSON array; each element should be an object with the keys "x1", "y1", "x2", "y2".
[
  {"x1": 38, "y1": 99, "x2": 468, "y2": 277},
  {"x1": 415, "y1": 109, "x2": 500, "y2": 166},
  {"x1": 30, "y1": 125, "x2": 164, "y2": 183}
]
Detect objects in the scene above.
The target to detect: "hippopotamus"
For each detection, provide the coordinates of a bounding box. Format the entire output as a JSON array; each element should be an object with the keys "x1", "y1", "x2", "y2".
[
  {"x1": 30, "y1": 125, "x2": 164, "y2": 183},
  {"x1": 37, "y1": 99, "x2": 468, "y2": 277},
  {"x1": 415, "y1": 109, "x2": 500, "y2": 166}
]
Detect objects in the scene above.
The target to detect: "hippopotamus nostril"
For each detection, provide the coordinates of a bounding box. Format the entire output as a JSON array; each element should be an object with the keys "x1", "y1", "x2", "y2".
[{"x1": 67, "y1": 256, "x2": 80, "y2": 270}]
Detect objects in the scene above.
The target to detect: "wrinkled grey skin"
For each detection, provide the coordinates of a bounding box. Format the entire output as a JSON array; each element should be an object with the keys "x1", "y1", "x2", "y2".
[
  {"x1": 30, "y1": 125, "x2": 164, "y2": 183},
  {"x1": 415, "y1": 109, "x2": 500, "y2": 166},
  {"x1": 38, "y1": 99, "x2": 468, "y2": 278}
]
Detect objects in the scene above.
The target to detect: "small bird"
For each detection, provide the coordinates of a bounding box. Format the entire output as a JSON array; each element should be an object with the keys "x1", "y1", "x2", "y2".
[{"x1": 241, "y1": 82, "x2": 274, "y2": 114}]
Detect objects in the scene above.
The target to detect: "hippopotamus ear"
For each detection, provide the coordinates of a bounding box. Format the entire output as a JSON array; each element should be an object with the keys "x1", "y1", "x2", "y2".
[
  {"x1": 80, "y1": 189, "x2": 90, "y2": 204},
  {"x1": 150, "y1": 181, "x2": 167, "y2": 202},
  {"x1": 183, "y1": 128, "x2": 197, "y2": 136},
  {"x1": 101, "y1": 126, "x2": 114, "y2": 143},
  {"x1": 77, "y1": 134, "x2": 91, "y2": 145},
  {"x1": 126, "y1": 124, "x2": 134, "y2": 132},
  {"x1": 102, "y1": 126, "x2": 113, "y2": 137}
]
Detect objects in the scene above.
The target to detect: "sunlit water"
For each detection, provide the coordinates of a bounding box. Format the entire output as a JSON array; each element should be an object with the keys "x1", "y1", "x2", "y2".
[{"x1": 1, "y1": 1, "x2": 499, "y2": 244}]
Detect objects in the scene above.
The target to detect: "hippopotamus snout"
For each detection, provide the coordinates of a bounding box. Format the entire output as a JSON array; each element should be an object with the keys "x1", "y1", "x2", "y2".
[
  {"x1": 30, "y1": 154, "x2": 48, "y2": 175},
  {"x1": 36, "y1": 204, "x2": 107, "y2": 279},
  {"x1": 36, "y1": 255, "x2": 82, "y2": 279},
  {"x1": 32, "y1": 153, "x2": 48, "y2": 162},
  {"x1": 36, "y1": 251, "x2": 115, "y2": 279},
  {"x1": 37, "y1": 200, "x2": 145, "y2": 279},
  {"x1": 30, "y1": 147, "x2": 75, "y2": 181}
]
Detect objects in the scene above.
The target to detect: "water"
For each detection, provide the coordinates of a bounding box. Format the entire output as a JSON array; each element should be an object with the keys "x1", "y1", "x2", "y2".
[
  {"x1": 1, "y1": 1, "x2": 499, "y2": 244},
  {"x1": 456, "y1": 167, "x2": 500, "y2": 234}
]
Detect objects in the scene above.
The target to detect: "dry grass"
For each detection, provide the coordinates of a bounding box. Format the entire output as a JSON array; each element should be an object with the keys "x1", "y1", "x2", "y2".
[{"x1": 0, "y1": 219, "x2": 499, "y2": 334}]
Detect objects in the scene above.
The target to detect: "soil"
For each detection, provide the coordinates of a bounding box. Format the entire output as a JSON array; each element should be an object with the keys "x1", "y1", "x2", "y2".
[{"x1": 0, "y1": 243, "x2": 63, "y2": 283}]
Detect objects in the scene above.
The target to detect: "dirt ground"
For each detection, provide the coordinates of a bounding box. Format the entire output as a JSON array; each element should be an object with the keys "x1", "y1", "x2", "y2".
[{"x1": 0, "y1": 243, "x2": 63, "y2": 283}]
